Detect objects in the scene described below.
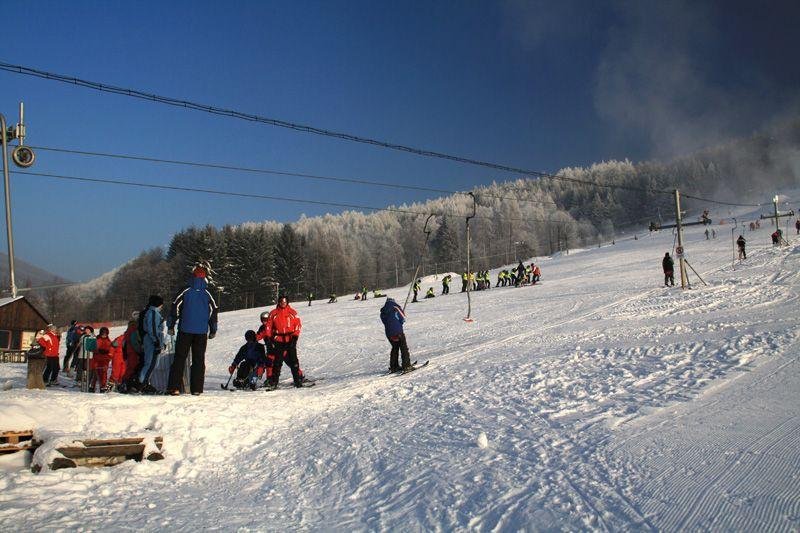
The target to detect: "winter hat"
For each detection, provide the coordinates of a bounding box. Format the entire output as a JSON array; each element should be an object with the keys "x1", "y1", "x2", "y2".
[
  {"x1": 245, "y1": 330, "x2": 256, "y2": 342},
  {"x1": 148, "y1": 294, "x2": 164, "y2": 307},
  {"x1": 84, "y1": 325, "x2": 94, "y2": 334},
  {"x1": 193, "y1": 265, "x2": 207, "y2": 278}
]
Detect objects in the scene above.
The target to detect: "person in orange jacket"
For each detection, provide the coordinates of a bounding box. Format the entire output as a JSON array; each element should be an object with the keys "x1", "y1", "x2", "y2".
[
  {"x1": 38, "y1": 324, "x2": 61, "y2": 386},
  {"x1": 110, "y1": 322, "x2": 136, "y2": 391},
  {"x1": 256, "y1": 294, "x2": 305, "y2": 390},
  {"x1": 90, "y1": 327, "x2": 113, "y2": 392}
]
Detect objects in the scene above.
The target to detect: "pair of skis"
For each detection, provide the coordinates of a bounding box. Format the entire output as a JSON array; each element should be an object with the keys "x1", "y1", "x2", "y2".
[{"x1": 387, "y1": 360, "x2": 430, "y2": 376}]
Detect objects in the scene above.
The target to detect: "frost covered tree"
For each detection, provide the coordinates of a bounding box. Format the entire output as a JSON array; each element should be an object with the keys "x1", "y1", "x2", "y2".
[{"x1": 273, "y1": 223, "x2": 305, "y2": 299}]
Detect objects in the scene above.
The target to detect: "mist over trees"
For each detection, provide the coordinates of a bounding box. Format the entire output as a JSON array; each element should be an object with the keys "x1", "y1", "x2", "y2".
[{"x1": 41, "y1": 118, "x2": 800, "y2": 324}]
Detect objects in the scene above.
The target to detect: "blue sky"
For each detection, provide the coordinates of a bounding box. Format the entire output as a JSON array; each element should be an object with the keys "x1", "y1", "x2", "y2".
[{"x1": 1, "y1": 0, "x2": 798, "y2": 282}]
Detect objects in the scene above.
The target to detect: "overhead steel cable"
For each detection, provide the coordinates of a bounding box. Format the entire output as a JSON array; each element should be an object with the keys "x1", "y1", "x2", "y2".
[
  {"x1": 0, "y1": 61, "x2": 671, "y2": 196},
  {"x1": 680, "y1": 193, "x2": 764, "y2": 208},
  {"x1": 32, "y1": 144, "x2": 561, "y2": 209}
]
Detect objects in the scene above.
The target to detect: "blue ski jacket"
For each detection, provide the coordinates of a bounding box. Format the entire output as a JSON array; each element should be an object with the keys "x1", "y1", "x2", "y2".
[
  {"x1": 143, "y1": 305, "x2": 166, "y2": 349},
  {"x1": 168, "y1": 277, "x2": 219, "y2": 335},
  {"x1": 231, "y1": 341, "x2": 268, "y2": 367},
  {"x1": 380, "y1": 298, "x2": 405, "y2": 338}
]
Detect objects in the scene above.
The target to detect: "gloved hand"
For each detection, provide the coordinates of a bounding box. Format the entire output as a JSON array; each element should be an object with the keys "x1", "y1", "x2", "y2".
[
  {"x1": 208, "y1": 332, "x2": 216, "y2": 340},
  {"x1": 256, "y1": 366, "x2": 264, "y2": 378},
  {"x1": 228, "y1": 365, "x2": 235, "y2": 374},
  {"x1": 168, "y1": 328, "x2": 175, "y2": 336}
]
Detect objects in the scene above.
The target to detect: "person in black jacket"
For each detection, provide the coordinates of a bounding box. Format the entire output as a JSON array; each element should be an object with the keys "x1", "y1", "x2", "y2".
[
  {"x1": 737, "y1": 235, "x2": 747, "y2": 259},
  {"x1": 662, "y1": 252, "x2": 675, "y2": 287}
]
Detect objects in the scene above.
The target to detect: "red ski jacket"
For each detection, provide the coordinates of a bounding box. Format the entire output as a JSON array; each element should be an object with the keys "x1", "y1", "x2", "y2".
[
  {"x1": 36, "y1": 331, "x2": 60, "y2": 357},
  {"x1": 258, "y1": 305, "x2": 302, "y2": 343}
]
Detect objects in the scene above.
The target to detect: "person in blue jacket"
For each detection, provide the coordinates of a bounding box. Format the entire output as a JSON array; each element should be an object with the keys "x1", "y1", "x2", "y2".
[
  {"x1": 380, "y1": 298, "x2": 412, "y2": 373},
  {"x1": 167, "y1": 264, "x2": 219, "y2": 395},
  {"x1": 129, "y1": 295, "x2": 166, "y2": 394},
  {"x1": 228, "y1": 330, "x2": 268, "y2": 390}
]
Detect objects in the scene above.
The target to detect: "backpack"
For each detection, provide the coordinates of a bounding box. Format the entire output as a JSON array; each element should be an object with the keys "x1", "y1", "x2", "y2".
[
  {"x1": 137, "y1": 307, "x2": 148, "y2": 339},
  {"x1": 83, "y1": 336, "x2": 97, "y2": 353}
]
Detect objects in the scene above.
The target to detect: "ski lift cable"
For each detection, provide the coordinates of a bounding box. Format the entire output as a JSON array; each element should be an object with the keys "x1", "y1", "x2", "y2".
[
  {"x1": 0, "y1": 61, "x2": 673, "y2": 196},
  {"x1": 31, "y1": 145, "x2": 562, "y2": 209}
]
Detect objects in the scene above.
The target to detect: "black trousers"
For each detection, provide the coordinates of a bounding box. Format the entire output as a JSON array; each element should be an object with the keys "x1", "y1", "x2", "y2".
[
  {"x1": 169, "y1": 332, "x2": 207, "y2": 394},
  {"x1": 267, "y1": 341, "x2": 303, "y2": 387},
  {"x1": 43, "y1": 357, "x2": 60, "y2": 383},
  {"x1": 664, "y1": 271, "x2": 674, "y2": 286},
  {"x1": 62, "y1": 343, "x2": 75, "y2": 370},
  {"x1": 389, "y1": 333, "x2": 411, "y2": 371},
  {"x1": 461, "y1": 280, "x2": 467, "y2": 292}
]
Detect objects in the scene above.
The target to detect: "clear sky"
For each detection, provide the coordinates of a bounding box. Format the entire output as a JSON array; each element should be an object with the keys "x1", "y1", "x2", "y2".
[{"x1": 1, "y1": 0, "x2": 798, "y2": 282}]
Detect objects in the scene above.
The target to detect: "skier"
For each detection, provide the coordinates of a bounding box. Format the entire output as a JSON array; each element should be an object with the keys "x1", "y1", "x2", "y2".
[
  {"x1": 62, "y1": 320, "x2": 79, "y2": 376},
  {"x1": 796, "y1": 219, "x2": 800, "y2": 235},
  {"x1": 74, "y1": 325, "x2": 96, "y2": 390},
  {"x1": 167, "y1": 264, "x2": 219, "y2": 396},
  {"x1": 373, "y1": 289, "x2": 386, "y2": 298},
  {"x1": 532, "y1": 264, "x2": 541, "y2": 284},
  {"x1": 461, "y1": 271, "x2": 468, "y2": 293},
  {"x1": 662, "y1": 252, "x2": 675, "y2": 287},
  {"x1": 90, "y1": 327, "x2": 113, "y2": 392},
  {"x1": 109, "y1": 322, "x2": 135, "y2": 392},
  {"x1": 737, "y1": 235, "x2": 747, "y2": 259},
  {"x1": 379, "y1": 298, "x2": 412, "y2": 373},
  {"x1": 257, "y1": 295, "x2": 305, "y2": 390},
  {"x1": 412, "y1": 279, "x2": 421, "y2": 303},
  {"x1": 37, "y1": 324, "x2": 60, "y2": 386},
  {"x1": 307, "y1": 292, "x2": 313, "y2": 307},
  {"x1": 328, "y1": 293, "x2": 337, "y2": 303},
  {"x1": 361, "y1": 286, "x2": 368, "y2": 301},
  {"x1": 515, "y1": 261, "x2": 526, "y2": 287},
  {"x1": 441, "y1": 274, "x2": 451, "y2": 295},
  {"x1": 134, "y1": 295, "x2": 165, "y2": 394},
  {"x1": 228, "y1": 330, "x2": 268, "y2": 390},
  {"x1": 425, "y1": 287, "x2": 436, "y2": 299}
]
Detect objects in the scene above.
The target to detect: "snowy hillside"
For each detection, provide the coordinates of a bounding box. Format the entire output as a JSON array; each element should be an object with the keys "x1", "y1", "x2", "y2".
[{"x1": 1, "y1": 217, "x2": 799, "y2": 531}]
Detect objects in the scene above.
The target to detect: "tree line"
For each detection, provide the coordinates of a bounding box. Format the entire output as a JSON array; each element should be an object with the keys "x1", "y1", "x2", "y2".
[{"x1": 36, "y1": 118, "x2": 800, "y2": 324}]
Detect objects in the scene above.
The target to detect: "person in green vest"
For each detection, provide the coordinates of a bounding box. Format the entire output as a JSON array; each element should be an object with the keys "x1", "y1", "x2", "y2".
[
  {"x1": 424, "y1": 287, "x2": 436, "y2": 299},
  {"x1": 412, "y1": 279, "x2": 421, "y2": 302},
  {"x1": 307, "y1": 292, "x2": 313, "y2": 307},
  {"x1": 441, "y1": 274, "x2": 451, "y2": 295}
]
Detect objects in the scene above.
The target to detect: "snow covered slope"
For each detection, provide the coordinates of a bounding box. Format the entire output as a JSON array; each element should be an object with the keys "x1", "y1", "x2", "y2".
[{"x1": 1, "y1": 219, "x2": 799, "y2": 531}]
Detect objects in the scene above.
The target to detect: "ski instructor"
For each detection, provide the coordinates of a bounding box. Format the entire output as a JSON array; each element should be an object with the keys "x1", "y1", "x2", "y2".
[{"x1": 167, "y1": 264, "x2": 219, "y2": 395}]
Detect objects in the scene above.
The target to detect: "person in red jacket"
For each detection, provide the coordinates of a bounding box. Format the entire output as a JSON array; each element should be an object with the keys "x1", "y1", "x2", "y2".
[
  {"x1": 109, "y1": 326, "x2": 131, "y2": 391},
  {"x1": 90, "y1": 327, "x2": 113, "y2": 392},
  {"x1": 38, "y1": 324, "x2": 61, "y2": 386},
  {"x1": 256, "y1": 295, "x2": 305, "y2": 390}
]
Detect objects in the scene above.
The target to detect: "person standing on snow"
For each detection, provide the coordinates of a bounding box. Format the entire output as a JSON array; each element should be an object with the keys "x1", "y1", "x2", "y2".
[
  {"x1": 412, "y1": 279, "x2": 421, "y2": 303},
  {"x1": 257, "y1": 294, "x2": 305, "y2": 390},
  {"x1": 134, "y1": 295, "x2": 165, "y2": 393},
  {"x1": 737, "y1": 235, "x2": 747, "y2": 259},
  {"x1": 441, "y1": 274, "x2": 451, "y2": 295},
  {"x1": 38, "y1": 324, "x2": 60, "y2": 386},
  {"x1": 662, "y1": 252, "x2": 675, "y2": 287},
  {"x1": 380, "y1": 297, "x2": 412, "y2": 373},
  {"x1": 167, "y1": 265, "x2": 219, "y2": 395}
]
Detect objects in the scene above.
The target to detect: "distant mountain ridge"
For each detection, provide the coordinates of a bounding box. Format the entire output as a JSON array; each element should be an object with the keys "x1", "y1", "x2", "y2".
[{"x1": 0, "y1": 252, "x2": 70, "y2": 293}]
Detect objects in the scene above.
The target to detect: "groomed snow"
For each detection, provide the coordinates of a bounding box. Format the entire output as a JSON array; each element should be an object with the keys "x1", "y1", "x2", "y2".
[{"x1": 1, "y1": 217, "x2": 799, "y2": 531}]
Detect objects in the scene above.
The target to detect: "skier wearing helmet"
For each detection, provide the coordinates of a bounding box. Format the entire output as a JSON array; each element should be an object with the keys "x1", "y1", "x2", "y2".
[{"x1": 257, "y1": 295, "x2": 305, "y2": 390}]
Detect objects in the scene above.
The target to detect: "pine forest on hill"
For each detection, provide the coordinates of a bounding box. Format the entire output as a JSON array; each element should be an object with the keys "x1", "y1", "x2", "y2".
[{"x1": 43, "y1": 118, "x2": 800, "y2": 323}]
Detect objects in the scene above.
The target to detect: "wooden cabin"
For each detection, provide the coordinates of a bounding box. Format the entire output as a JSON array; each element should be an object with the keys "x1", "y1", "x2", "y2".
[{"x1": 0, "y1": 296, "x2": 50, "y2": 360}]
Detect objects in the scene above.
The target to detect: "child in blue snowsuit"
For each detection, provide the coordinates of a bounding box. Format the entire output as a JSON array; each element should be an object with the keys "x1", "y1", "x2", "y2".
[{"x1": 228, "y1": 330, "x2": 268, "y2": 389}]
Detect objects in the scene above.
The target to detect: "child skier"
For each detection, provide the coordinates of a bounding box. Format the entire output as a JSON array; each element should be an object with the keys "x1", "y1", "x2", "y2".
[
  {"x1": 228, "y1": 330, "x2": 268, "y2": 390},
  {"x1": 90, "y1": 327, "x2": 113, "y2": 392}
]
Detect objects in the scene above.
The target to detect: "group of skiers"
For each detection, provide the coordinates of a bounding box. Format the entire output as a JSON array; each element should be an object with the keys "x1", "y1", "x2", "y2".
[{"x1": 42, "y1": 264, "x2": 219, "y2": 395}]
